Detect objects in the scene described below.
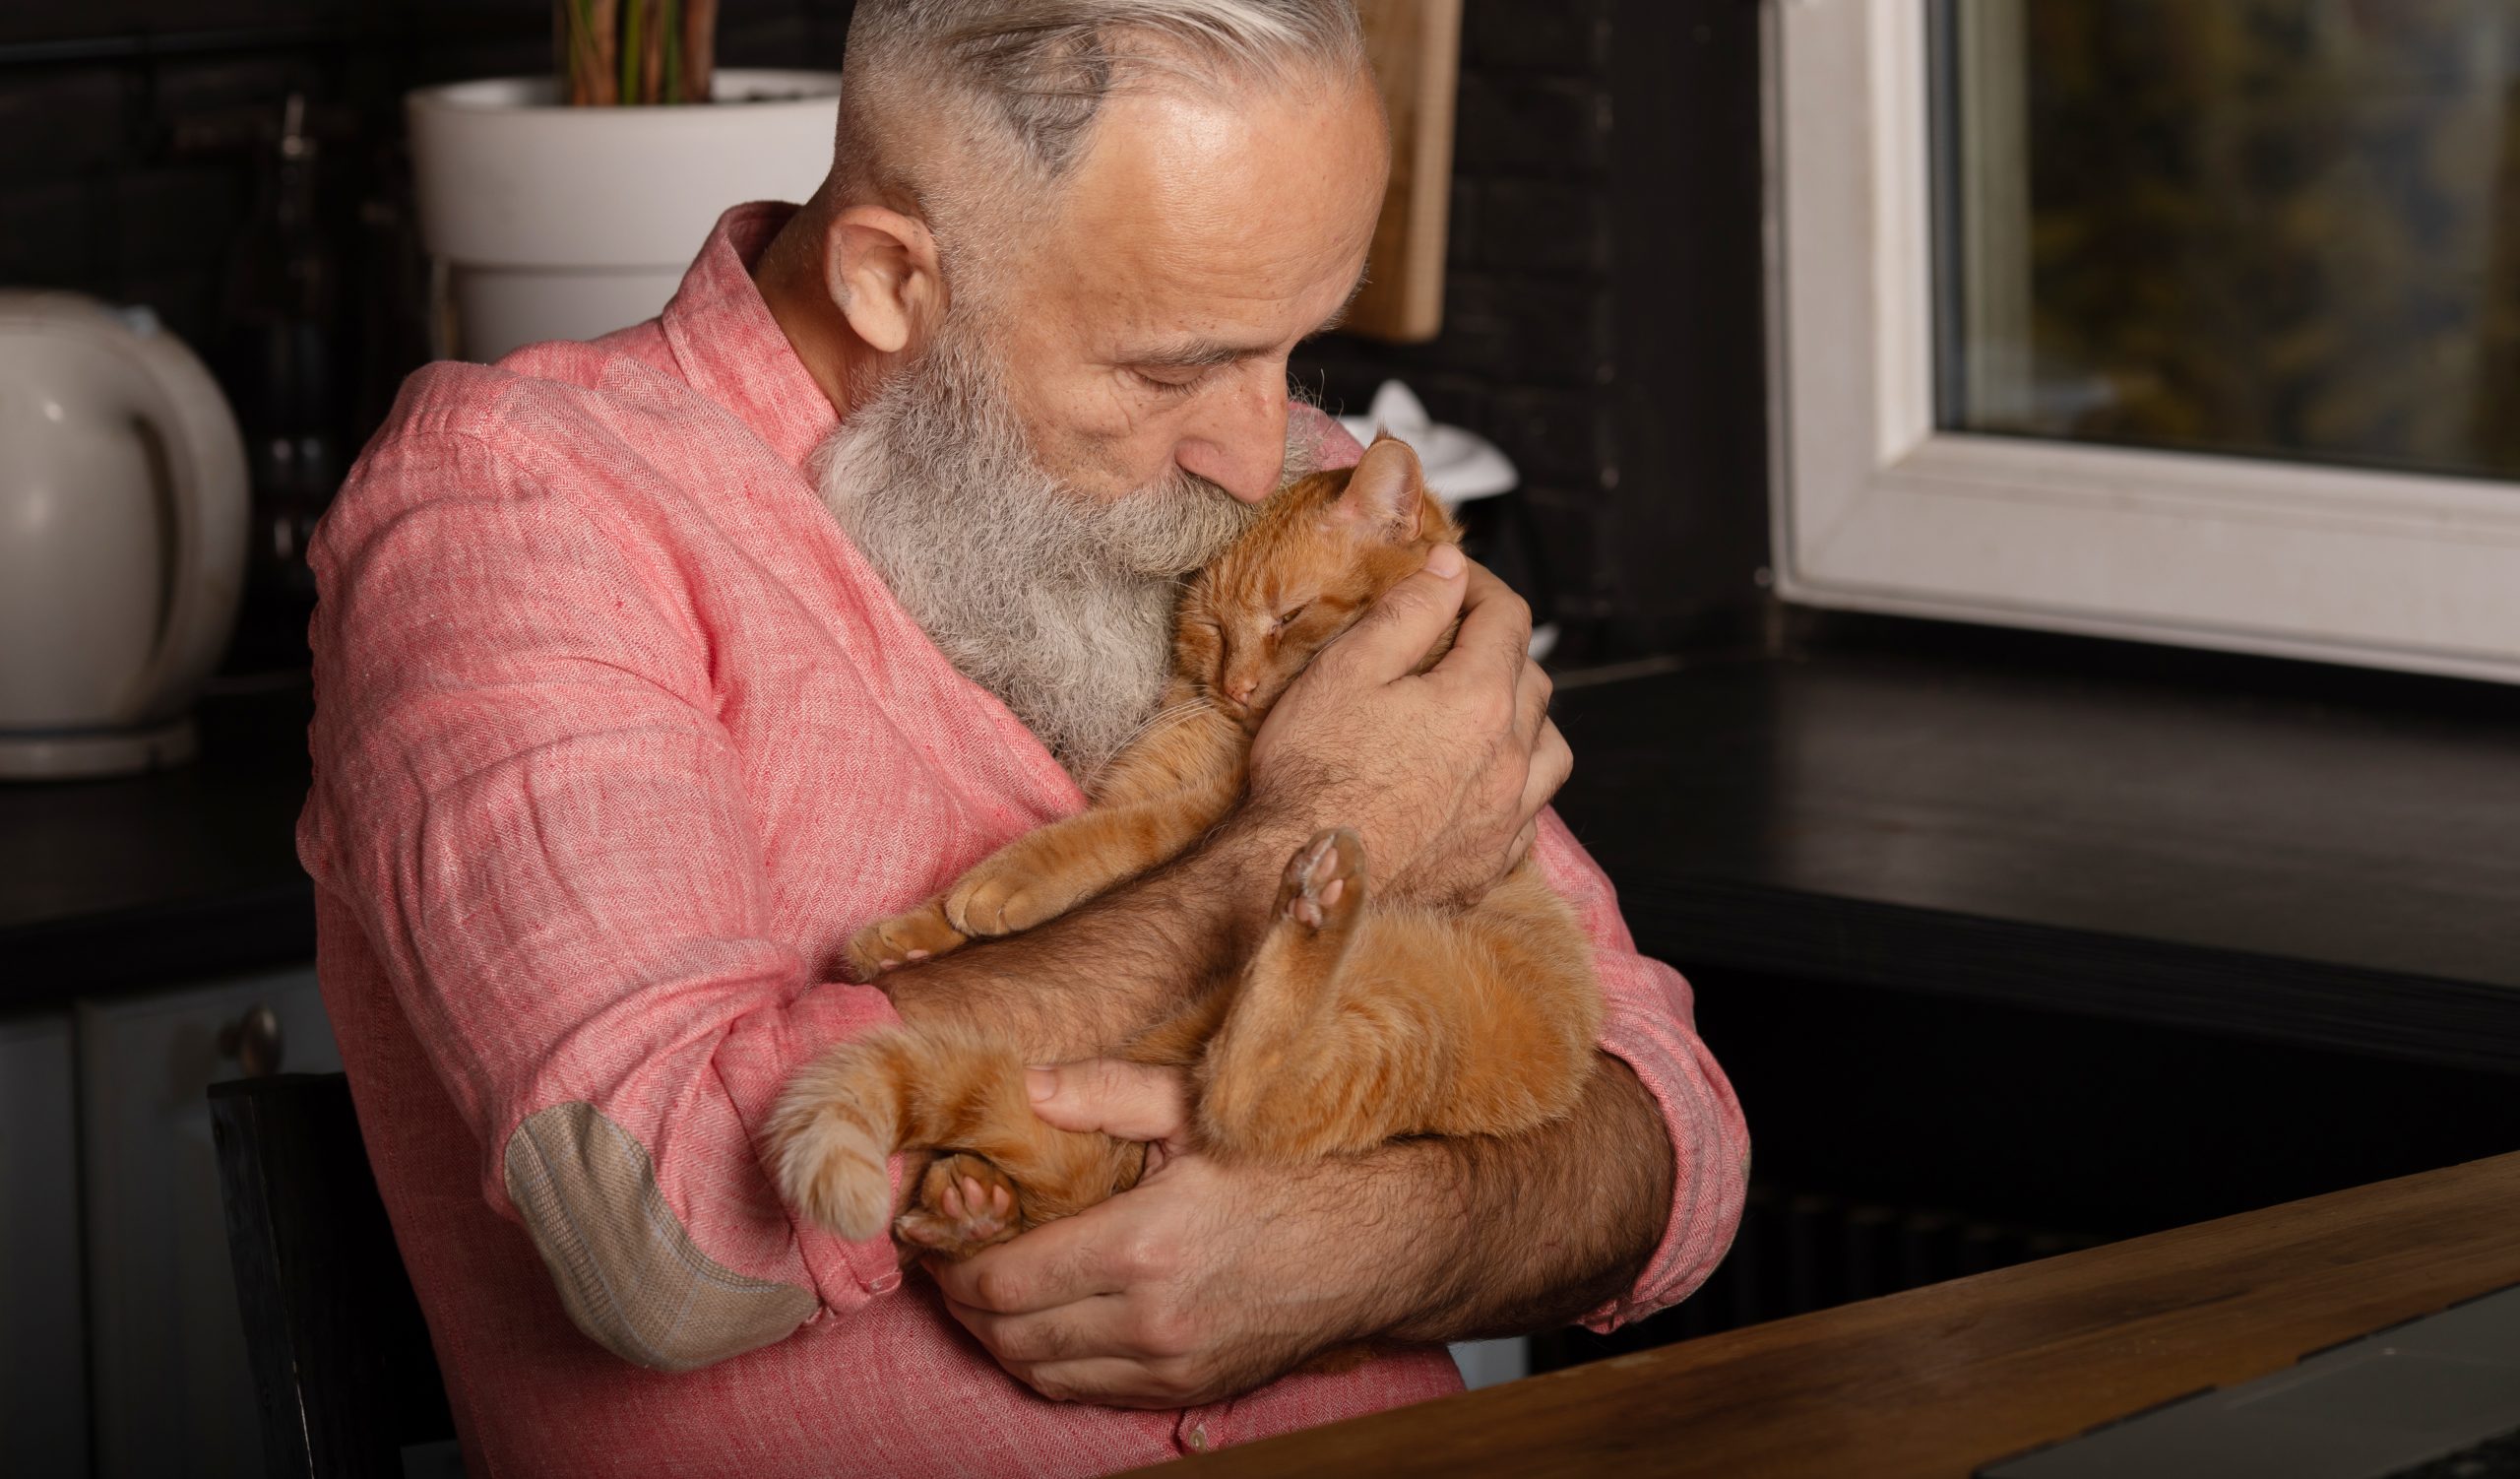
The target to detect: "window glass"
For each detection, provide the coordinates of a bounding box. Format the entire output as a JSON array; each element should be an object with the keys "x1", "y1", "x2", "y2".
[{"x1": 1935, "y1": 0, "x2": 2520, "y2": 481}]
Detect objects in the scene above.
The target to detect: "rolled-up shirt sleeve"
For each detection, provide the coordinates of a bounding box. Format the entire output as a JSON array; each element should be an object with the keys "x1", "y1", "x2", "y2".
[
  {"x1": 300, "y1": 422, "x2": 901, "y2": 1372},
  {"x1": 1532, "y1": 810, "x2": 1752, "y2": 1331}
]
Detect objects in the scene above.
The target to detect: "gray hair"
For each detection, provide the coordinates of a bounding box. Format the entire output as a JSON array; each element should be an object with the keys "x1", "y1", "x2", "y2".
[{"x1": 836, "y1": 1, "x2": 1368, "y2": 241}]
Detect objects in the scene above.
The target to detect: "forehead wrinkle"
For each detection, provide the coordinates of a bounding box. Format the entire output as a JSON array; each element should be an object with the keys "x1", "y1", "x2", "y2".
[
  {"x1": 1108, "y1": 225, "x2": 1358, "y2": 327},
  {"x1": 1038, "y1": 78, "x2": 1382, "y2": 343}
]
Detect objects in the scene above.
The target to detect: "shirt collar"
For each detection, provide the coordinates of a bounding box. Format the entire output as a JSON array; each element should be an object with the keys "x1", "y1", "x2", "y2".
[{"x1": 660, "y1": 201, "x2": 840, "y2": 469}]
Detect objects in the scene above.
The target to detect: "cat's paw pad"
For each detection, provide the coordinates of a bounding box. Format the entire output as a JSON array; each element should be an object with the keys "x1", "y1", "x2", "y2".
[
  {"x1": 847, "y1": 903, "x2": 968, "y2": 981},
  {"x1": 1278, "y1": 827, "x2": 1365, "y2": 932},
  {"x1": 895, "y1": 1154, "x2": 1022, "y2": 1259},
  {"x1": 945, "y1": 868, "x2": 1072, "y2": 938}
]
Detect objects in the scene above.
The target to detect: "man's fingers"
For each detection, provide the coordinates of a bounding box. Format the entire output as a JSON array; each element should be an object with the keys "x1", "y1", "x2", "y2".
[
  {"x1": 1520, "y1": 719, "x2": 1572, "y2": 824},
  {"x1": 1507, "y1": 817, "x2": 1541, "y2": 872},
  {"x1": 927, "y1": 1209, "x2": 1125, "y2": 1315},
  {"x1": 1313, "y1": 544, "x2": 1470, "y2": 685},
  {"x1": 1028, "y1": 1059, "x2": 1190, "y2": 1141},
  {"x1": 1513, "y1": 656, "x2": 1553, "y2": 748},
  {"x1": 943, "y1": 1292, "x2": 1153, "y2": 1366},
  {"x1": 1427, "y1": 561, "x2": 1534, "y2": 704}
]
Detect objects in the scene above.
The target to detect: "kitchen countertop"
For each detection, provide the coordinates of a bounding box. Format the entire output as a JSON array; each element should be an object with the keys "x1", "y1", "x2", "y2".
[
  {"x1": 1545, "y1": 622, "x2": 2520, "y2": 1072},
  {"x1": 10, "y1": 621, "x2": 2520, "y2": 1061},
  {"x1": 4, "y1": 678, "x2": 315, "y2": 1004}
]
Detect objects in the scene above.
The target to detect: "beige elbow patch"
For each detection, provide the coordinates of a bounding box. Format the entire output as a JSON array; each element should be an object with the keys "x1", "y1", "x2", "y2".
[{"x1": 502, "y1": 1101, "x2": 817, "y2": 1373}]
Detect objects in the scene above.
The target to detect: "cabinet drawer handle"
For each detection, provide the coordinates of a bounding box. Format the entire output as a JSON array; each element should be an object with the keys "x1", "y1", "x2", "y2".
[{"x1": 217, "y1": 1004, "x2": 285, "y2": 1077}]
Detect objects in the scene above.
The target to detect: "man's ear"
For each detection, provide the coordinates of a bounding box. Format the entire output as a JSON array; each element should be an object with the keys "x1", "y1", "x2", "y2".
[
  {"x1": 825, "y1": 205, "x2": 943, "y2": 355},
  {"x1": 1327, "y1": 433, "x2": 1428, "y2": 542}
]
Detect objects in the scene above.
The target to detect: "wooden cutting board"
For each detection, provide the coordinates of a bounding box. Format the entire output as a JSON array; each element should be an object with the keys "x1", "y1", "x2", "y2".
[{"x1": 1348, "y1": 0, "x2": 1464, "y2": 344}]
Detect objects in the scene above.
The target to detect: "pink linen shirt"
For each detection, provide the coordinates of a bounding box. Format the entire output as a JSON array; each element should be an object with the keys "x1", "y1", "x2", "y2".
[{"x1": 298, "y1": 202, "x2": 1748, "y2": 1479}]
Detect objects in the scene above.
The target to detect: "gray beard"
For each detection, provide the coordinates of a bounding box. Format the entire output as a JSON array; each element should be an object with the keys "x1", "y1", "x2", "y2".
[{"x1": 812, "y1": 320, "x2": 1267, "y2": 780}]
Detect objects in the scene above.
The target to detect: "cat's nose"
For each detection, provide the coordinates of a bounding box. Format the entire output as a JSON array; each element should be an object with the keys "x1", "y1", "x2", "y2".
[{"x1": 1222, "y1": 675, "x2": 1259, "y2": 708}]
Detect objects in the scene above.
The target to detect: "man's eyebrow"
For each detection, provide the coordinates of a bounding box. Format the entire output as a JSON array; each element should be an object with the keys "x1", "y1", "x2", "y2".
[
  {"x1": 1120, "y1": 268, "x2": 1374, "y2": 370},
  {"x1": 1126, "y1": 340, "x2": 1259, "y2": 370}
]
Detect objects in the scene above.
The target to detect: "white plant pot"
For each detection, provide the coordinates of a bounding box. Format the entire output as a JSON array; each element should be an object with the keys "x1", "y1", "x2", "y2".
[{"x1": 407, "y1": 70, "x2": 841, "y2": 362}]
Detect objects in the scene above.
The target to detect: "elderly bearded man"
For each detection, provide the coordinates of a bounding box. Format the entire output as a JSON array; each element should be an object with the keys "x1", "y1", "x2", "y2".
[{"x1": 299, "y1": 2, "x2": 1747, "y2": 1474}]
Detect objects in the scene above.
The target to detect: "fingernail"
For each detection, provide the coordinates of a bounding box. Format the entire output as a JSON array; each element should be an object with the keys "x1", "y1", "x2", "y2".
[
  {"x1": 1426, "y1": 544, "x2": 1465, "y2": 577},
  {"x1": 1026, "y1": 1066, "x2": 1057, "y2": 1103}
]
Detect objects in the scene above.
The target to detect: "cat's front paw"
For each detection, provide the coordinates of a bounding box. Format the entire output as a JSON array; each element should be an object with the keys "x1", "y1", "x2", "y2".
[
  {"x1": 847, "y1": 901, "x2": 969, "y2": 982},
  {"x1": 944, "y1": 865, "x2": 1079, "y2": 938},
  {"x1": 895, "y1": 1153, "x2": 1024, "y2": 1260}
]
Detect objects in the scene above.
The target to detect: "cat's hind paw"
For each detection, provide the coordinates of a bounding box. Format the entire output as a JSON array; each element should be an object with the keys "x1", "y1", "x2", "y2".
[
  {"x1": 847, "y1": 900, "x2": 969, "y2": 982},
  {"x1": 1277, "y1": 827, "x2": 1365, "y2": 934},
  {"x1": 895, "y1": 1153, "x2": 1024, "y2": 1260}
]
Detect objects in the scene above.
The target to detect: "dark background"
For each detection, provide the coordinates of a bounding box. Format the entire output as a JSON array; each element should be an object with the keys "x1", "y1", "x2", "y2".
[{"x1": 0, "y1": 0, "x2": 1773, "y2": 669}]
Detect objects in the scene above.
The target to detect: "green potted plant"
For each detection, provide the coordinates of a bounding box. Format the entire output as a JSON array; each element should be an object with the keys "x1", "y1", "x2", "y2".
[{"x1": 408, "y1": 0, "x2": 840, "y2": 361}]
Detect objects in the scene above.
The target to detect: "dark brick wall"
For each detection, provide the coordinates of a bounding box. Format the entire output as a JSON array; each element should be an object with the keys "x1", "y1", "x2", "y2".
[
  {"x1": 1293, "y1": 0, "x2": 1625, "y2": 653},
  {"x1": 1293, "y1": 0, "x2": 1771, "y2": 662}
]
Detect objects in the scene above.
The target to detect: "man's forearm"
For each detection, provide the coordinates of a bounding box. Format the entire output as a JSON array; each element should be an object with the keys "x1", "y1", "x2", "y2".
[
  {"x1": 1366, "y1": 1053, "x2": 1675, "y2": 1344},
  {"x1": 882, "y1": 815, "x2": 1295, "y2": 1061}
]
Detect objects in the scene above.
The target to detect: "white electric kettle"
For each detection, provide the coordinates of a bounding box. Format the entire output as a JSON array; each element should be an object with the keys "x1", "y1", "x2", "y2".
[{"x1": 0, "y1": 291, "x2": 249, "y2": 779}]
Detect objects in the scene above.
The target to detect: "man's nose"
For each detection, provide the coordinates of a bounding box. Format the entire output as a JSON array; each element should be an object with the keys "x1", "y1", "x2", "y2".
[{"x1": 1175, "y1": 369, "x2": 1289, "y2": 504}]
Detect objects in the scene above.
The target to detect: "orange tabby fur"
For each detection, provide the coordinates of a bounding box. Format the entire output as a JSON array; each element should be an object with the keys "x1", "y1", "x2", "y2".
[{"x1": 767, "y1": 437, "x2": 1604, "y2": 1260}]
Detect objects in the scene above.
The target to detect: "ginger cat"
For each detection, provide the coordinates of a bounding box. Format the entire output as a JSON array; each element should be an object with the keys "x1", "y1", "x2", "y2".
[{"x1": 768, "y1": 437, "x2": 1603, "y2": 1259}]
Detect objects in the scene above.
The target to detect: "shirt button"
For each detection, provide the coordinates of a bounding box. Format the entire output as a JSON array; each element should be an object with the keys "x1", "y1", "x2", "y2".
[
  {"x1": 1187, "y1": 1426, "x2": 1209, "y2": 1452},
  {"x1": 869, "y1": 1272, "x2": 901, "y2": 1294}
]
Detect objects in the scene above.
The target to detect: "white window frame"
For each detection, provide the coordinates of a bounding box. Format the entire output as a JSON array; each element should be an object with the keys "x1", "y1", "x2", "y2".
[{"x1": 1766, "y1": 0, "x2": 2520, "y2": 684}]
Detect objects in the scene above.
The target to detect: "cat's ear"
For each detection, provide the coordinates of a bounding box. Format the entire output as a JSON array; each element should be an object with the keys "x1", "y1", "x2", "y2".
[{"x1": 1327, "y1": 433, "x2": 1429, "y2": 544}]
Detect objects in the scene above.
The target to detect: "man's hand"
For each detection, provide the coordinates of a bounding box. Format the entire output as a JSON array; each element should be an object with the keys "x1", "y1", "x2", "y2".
[
  {"x1": 925, "y1": 1060, "x2": 1406, "y2": 1407},
  {"x1": 1248, "y1": 546, "x2": 1571, "y2": 907},
  {"x1": 932, "y1": 1050, "x2": 1677, "y2": 1407}
]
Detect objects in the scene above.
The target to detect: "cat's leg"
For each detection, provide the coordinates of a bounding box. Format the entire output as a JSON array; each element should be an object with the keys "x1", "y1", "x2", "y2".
[
  {"x1": 1196, "y1": 829, "x2": 1378, "y2": 1159},
  {"x1": 943, "y1": 764, "x2": 1242, "y2": 937},
  {"x1": 846, "y1": 897, "x2": 970, "y2": 980},
  {"x1": 849, "y1": 711, "x2": 1242, "y2": 968},
  {"x1": 946, "y1": 804, "x2": 1190, "y2": 936},
  {"x1": 1201, "y1": 845, "x2": 1603, "y2": 1163}
]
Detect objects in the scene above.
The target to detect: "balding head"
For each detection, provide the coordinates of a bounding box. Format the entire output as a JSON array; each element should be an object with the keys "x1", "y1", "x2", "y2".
[{"x1": 834, "y1": 1, "x2": 1369, "y2": 268}]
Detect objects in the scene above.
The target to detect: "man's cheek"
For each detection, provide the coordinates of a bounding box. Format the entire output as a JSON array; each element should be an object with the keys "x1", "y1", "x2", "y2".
[{"x1": 1016, "y1": 368, "x2": 1156, "y2": 462}]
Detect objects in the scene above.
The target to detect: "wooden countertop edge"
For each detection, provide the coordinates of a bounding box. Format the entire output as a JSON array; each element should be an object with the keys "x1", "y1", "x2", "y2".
[{"x1": 1140, "y1": 1150, "x2": 2520, "y2": 1478}]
